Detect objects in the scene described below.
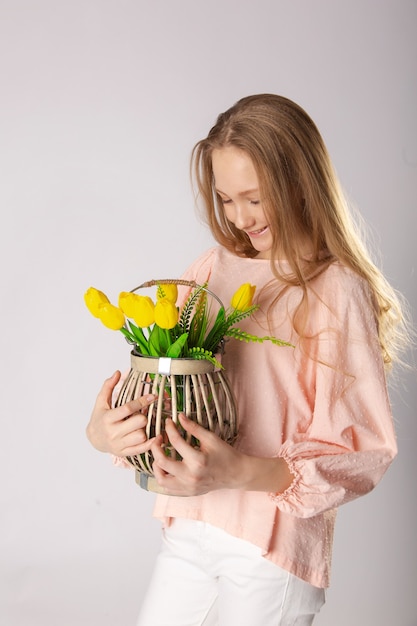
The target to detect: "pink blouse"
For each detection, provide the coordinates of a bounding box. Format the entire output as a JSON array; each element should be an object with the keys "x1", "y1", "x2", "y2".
[{"x1": 149, "y1": 247, "x2": 396, "y2": 587}]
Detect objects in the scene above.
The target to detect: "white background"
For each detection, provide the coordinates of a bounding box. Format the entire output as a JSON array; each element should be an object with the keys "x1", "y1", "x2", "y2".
[{"x1": 0, "y1": 1, "x2": 416, "y2": 625}]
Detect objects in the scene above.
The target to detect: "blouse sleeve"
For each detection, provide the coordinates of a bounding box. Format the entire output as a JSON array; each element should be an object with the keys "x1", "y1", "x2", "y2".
[{"x1": 271, "y1": 267, "x2": 398, "y2": 518}]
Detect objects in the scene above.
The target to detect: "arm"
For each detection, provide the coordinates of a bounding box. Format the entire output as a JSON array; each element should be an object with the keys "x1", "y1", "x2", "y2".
[
  {"x1": 153, "y1": 268, "x2": 397, "y2": 514},
  {"x1": 151, "y1": 414, "x2": 295, "y2": 497},
  {"x1": 271, "y1": 270, "x2": 397, "y2": 517}
]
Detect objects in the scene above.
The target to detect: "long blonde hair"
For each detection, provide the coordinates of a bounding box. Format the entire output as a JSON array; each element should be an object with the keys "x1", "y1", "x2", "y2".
[{"x1": 191, "y1": 94, "x2": 409, "y2": 369}]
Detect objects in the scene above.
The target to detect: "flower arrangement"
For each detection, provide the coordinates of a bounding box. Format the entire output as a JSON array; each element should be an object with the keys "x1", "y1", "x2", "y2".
[{"x1": 84, "y1": 280, "x2": 292, "y2": 367}]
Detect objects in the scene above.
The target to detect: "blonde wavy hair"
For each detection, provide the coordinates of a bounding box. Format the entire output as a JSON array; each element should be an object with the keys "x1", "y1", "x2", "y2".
[{"x1": 191, "y1": 94, "x2": 409, "y2": 369}]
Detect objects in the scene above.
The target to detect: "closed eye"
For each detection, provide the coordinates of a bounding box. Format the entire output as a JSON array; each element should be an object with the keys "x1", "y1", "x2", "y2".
[
  {"x1": 217, "y1": 196, "x2": 260, "y2": 206},
  {"x1": 217, "y1": 195, "x2": 232, "y2": 205}
]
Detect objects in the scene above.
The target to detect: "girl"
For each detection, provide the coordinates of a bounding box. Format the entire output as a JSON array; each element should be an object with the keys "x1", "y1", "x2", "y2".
[{"x1": 87, "y1": 94, "x2": 408, "y2": 625}]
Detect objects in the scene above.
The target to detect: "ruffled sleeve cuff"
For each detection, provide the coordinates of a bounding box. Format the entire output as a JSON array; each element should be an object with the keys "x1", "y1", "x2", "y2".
[
  {"x1": 267, "y1": 439, "x2": 396, "y2": 519},
  {"x1": 269, "y1": 449, "x2": 301, "y2": 500},
  {"x1": 111, "y1": 455, "x2": 132, "y2": 469}
]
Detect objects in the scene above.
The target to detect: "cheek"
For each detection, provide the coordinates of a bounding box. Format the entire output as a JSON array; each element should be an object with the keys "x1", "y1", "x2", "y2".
[
  {"x1": 221, "y1": 204, "x2": 235, "y2": 223},
  {"x1": 259, "y1": 204, "x2": 269, "y2": 222}
]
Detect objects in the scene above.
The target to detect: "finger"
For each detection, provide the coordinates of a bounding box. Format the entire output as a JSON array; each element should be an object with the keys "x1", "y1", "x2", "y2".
[
  {"x1": 164, "y1": 418, "x2": 202, "y2": 460},
  {"x1": 177, "y1": 413, "x2": 215, "y2": 450},
  {"x1": 151, "y1": 436, "x2": 168, "y2": 476},
  {"x1": 120, "y1": 435, "x2": 156, "y2": 457},
  {"x1": 111, "y1": 394, "x2": 156, "y2": 423},
  {"x1": 151, "y1": 433, "x2": 184, "y2": 476},
  {"x1": 152, "y1": 451, "x2": 182, "y2": 491},
  {"x1": 117, "y1": 412, "x2": 148, "y2": 437},
  {"x1": 150, "y1": 435, "x2": 170, "y2": 466},
  {"x1": 152, "y1": 458, "x2": 193, "y2": 497},
  {"x1": 95, "y1": 371, "x2": 121, "y2": 409},
  {"x1": 152, "y1": 458, "x2": 171, "y2": 484}
]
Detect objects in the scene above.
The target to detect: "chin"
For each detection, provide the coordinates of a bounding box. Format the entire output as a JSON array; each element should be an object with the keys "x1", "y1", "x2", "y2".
[
  {"x1": 252, "y1": 240, "x2": 273, "y2": 259},
  {"x1": 254, "y1": 249, "x2": 272, "y2": 260}
]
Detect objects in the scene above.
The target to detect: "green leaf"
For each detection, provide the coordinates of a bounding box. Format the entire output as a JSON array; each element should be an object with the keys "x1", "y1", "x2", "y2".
[
  {"x1": 225, "y1": 327, "x2": 294, "y2": 347},
  {"x1": 188, "y1": 301, "x2": 209, "y2": 348},
  {"x1": 159, "y1": 327, "x2": 172, "y2": 354},
  {"x1": 119, "y1": 326, "x2": 136, "y2": 344},
  {"x1": 188, "y1": 346, "x2": 223, "y2": 369},
  {"x1": 225, "y1": 304, "x2": 259, "y2": 326},
  {"x1": 166, "y1": 332, "x2": 189, "y2": 358},
  {"x1": 178, "y1": 284, "x2": 206, "y2": 333},
  {"x1": 125, "y1": 322, "x2": 150, "y2": 355},
  {"x1": 148, "y1": 325, "x2": 162, "y2": 356},
  {"x1": 201, "y1": 306, "x2": 227, "y2": 353}
]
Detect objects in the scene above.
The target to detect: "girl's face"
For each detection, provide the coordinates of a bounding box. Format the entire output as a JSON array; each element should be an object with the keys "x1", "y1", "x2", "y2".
[{"x1": 212, "y1": 146, "x2": 273, "y2": 260}]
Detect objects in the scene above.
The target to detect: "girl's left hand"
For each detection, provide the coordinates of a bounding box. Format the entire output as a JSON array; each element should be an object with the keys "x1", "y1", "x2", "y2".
[
  {"x1": 150, "y1": 413, "x2": 243, "y2": 496},
  {"x1": 150, "y1": 413, "x2": 294, "y2": 496}
]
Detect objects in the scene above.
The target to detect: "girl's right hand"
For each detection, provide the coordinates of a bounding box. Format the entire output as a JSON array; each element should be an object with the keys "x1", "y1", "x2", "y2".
[{"x1": 86, "y1": 371, "x2": 156, "y2": 457}]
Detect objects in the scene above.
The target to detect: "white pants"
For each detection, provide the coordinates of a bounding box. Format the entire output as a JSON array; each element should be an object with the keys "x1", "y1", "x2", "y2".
[{"x1": 137, "y1": 518, "x2": 325, "y2": 626}]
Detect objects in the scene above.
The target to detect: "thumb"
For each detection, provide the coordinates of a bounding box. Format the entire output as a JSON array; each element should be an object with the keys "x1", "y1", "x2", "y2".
[{"x1": 96, "y1": 371, "x2": 122, "y2": 408}]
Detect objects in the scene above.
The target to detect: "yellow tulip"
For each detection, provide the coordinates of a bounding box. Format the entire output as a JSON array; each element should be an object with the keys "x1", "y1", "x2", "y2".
[
  {"x1": 118, "y1": 291, "x2": 142, "y2": 318},
  {"x1": 154, "y1": 298, "x2": 179, "y2": 329},
  {"x1": 84, "y1": 287, "x2": 110, "y2": 318},
  {"x1": 131, "y1": 295, "x2": 155, "y2": 328},
  {"x1": 156, "y1": 283, "x2": 178, "y2": 304},
  {"x1": 231, "y1": 283, "x2": 256, "y2": 311},
  {"x1": 97, "y1": 303, "x2": 125, "y2": 330}
]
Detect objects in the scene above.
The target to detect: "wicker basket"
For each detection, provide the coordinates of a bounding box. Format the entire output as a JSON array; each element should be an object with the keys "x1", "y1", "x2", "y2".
[{"x1": 114, "y1": 280, "x2": 238, "y2": 492}]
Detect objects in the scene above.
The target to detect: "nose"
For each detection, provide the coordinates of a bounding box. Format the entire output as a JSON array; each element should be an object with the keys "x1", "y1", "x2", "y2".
[{"x1": 232, "y1": 203, "x2": 256, "y2": 231}]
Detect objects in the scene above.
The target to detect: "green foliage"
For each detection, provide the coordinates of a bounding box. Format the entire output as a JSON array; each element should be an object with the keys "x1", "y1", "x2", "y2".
[
  {"x1": 166, "y1": 332, "x2": 189, "y2": 358},
  {"x1": 188, "y1": 347, "x2": 223, "y2": 369},
  {"x1": 124, "y1": 323, "x2": 150, "y2": 355},
  {"x1": 117, "y1": 281, "x2": 292, "y2": 363},
  {"x1": 225, "y1": 327, "x2": 293, "y2": 347},
  {"x1": 178, "y1": 284, "x2": 206, "y2": 333}
]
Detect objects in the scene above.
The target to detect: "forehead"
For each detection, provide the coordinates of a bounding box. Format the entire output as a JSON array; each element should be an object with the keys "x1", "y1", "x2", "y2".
[{"x1": 211, "y1": 147, "x2": 259, "y2": 191}]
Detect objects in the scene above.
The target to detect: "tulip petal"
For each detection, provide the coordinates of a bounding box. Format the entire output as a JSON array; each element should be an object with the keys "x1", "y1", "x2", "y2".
[
  {"x1": 118, "y1": 291, "x2": 142, "y2": 318},
  {"x1": 97, "y1": 303, "x2": 125, "y2": 330},
  {"x1": 154, "y1": 298, "x2": 179, "y2": 329},
  {"x1": 231, "y1": 283, "x2": 256, "y2": 311},
  {"x1": 84, "y1": 287, "x2": 110, "y2": 318},
  {"x1": 132, "y1": 295, "x2": 155, "y2": 328}
]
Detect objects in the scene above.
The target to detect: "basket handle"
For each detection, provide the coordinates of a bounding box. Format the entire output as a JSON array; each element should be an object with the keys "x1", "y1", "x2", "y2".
[{"x1": 129, "y1": 279, "x2": 225, "y2": 309}]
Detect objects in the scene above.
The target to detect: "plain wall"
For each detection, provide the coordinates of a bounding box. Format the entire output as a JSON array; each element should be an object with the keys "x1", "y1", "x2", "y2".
[{"x1": 0, "y1": 1, "x2": 416, "y2": 625}]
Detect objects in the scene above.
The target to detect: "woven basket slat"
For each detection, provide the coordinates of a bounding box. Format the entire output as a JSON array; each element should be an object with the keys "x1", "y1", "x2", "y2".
[
  {"x1": 110, "y1": 279, "x2": 240, "y2": 490},
  {"x1": 190, "y1": 373, "x2": 203, "y2": 428},
  {"x1": 155, "y1": 374, "x2": 165, "y2": 435},
  {"x1": 196, "y1": 373, "x2": 214, "y2": 431},
  {"x1": 219, "y1": 370, "x2": 237, "y2": 438},
  {"x1": 184, "y1": 375, "x2": 192, "y2": 424},
  {"x1": 206, "y1": 373, "x2": 225, "y2": 434},
  {"x1": 115, "y1": 358, "x2": 237, "y2": 488},
  {"x1": 170, "y1": 373, "x2": 178, "y2": 422}
]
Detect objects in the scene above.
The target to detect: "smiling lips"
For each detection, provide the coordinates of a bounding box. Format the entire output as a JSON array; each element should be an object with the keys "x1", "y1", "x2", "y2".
[{"x1": 247, "y1": 226, "x2": 269, "y2": 237}]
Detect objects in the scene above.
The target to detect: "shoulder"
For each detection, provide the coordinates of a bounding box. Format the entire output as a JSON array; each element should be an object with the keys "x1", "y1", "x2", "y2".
[
  {"x1": 181, "y1": 246, "x2": 234, "y2": 283},
  {"x1": 307, "y1": 262, "x2": 376, "y2": 331},
  {"x1": 180, "y1": 246, "x2": 218, "y2": 284},
  {"x1": 312, "y1": 261, "x2": 372, "y2": 303}
]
